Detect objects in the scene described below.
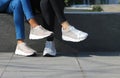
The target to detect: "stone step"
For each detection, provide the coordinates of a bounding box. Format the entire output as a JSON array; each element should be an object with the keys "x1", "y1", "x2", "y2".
[{"x1": 0, "y1": 13, "x2": 120, "y2": 52}]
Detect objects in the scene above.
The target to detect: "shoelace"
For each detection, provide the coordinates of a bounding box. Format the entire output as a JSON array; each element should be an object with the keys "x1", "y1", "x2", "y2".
[
  {"x1": 70, "y1": 26, "x2": 85, "y2": 38},
  {"x1": 19, "y1": 43, "x2": 34, "y2": 52},
  {"x1": 39, "y1": 25, "x2": 48, "y2": 31}
]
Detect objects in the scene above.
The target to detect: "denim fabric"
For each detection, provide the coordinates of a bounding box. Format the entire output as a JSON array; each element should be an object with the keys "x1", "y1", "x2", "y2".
[{"x1": 0, "y1": 0, "x2": 34, "y2": 39}]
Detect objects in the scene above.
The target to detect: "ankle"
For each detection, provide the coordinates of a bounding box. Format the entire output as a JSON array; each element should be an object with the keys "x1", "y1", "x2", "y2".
[
  {"x1": 61, "y1": 21, "x2": 70, "y2": 30},
  {"x1": 17, "y1": 40, "x2": 24, "y2": 44},
  {"x1": 29, "y1": 19, "x2": 39, "y2": 28}
]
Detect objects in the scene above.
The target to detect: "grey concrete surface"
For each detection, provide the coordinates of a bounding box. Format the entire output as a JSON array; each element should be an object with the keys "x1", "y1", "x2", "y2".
[
  {"x1": 0, "y1": 53, "x2": 14, "y2": 77},
  {"x1": 77, "y1": 52, "x2": 120, "y2": 78},
  {"x1": 0, "y1": 52, "x2": 120, "y2": 78}
]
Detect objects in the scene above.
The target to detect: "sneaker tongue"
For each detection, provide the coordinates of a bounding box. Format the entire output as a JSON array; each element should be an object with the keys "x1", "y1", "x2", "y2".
[
  {"x1": 34, "y1": 25, "x2": 40, "y2": 29},
  {"x1": 69, "y1": 26, "x2": 74, "y2": 30},
  {"x1": 18, "y1": 42, "x2": 26, "y2": 46},
  {"x1": 62, "y1": 25, "x2": 72, "y2": 32}
]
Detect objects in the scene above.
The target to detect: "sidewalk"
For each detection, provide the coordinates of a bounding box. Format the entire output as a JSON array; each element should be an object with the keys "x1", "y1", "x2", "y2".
[{"x1": 0, "y1": 51, "x2": 120, "y2": 78}]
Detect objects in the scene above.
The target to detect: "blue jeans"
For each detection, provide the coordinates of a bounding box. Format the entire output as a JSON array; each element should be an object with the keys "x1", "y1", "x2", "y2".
[{"x1": 0, "y1": 0, "x2": 34, "y2": 39}]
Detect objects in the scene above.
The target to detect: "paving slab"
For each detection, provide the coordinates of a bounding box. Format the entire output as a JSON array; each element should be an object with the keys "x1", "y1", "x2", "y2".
[
  {"x1": 77, "y1": 52, "x2": 120, "y2": 78},
  {"x1": 1, "y1": 52, "x2": 120, "y2": 78},
  {"x1": 2, "y1": 71, "x2": 83, "y2": 78},
  {"x1": 1, "y1": 53, "x2": 84, "y2": 78},
  {"x1": 0, "y1": 53, "x2": 14, "y2": 78}
]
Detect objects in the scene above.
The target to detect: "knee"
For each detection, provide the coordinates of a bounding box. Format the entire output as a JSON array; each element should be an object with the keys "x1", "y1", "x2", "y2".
[{"x1": 11, "y1": 0, "x2": 21, "y2": 10}]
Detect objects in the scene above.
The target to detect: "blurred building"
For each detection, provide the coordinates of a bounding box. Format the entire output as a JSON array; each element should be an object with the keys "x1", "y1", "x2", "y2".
[
  {"x1": 65, "y1": 0, "x2": 120, "y2": 12},
  {"x1": 95, "y1": 0, "x2": 119, "y2": 4}
]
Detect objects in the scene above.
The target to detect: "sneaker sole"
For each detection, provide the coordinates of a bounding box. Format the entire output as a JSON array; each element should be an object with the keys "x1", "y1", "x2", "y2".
[
  {"x1": 29, "y1": 33, "x2": 51, "y2": 40},
  {"x1": 62, "y1": 35, "x2": 88, "y2": 42},
  {"x1": 15, "y1": 49, "x2": 36, "y2": 56},
  {"x1": 43, "y1": 53, "x2": 56, "y2": 57}
]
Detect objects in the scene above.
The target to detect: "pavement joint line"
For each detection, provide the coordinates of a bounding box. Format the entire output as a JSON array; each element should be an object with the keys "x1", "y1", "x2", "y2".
[
  {"x1": 0, "y1": 53, "x2": 14, "y2": 78},
  {"x1": 75, "y1": 57, "x2": 86, "y2": 78},
  {"x1": 73, "y1": 50, "x2": 86, "y2": 78}
]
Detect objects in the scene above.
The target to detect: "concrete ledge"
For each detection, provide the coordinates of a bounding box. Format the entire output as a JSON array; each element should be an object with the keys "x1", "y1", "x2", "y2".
[
  {"x1": 0, "y1": 14, "x2": 45, "y2": 52},
  {"x1": 0, "y1": 14, "x2": 15, "y2": 52},
  {"x1": 62, "y1": 12, "x2": 120, "y2": 52},
  {"x1": 0, "y1": 13, "x2": 120, "y2": 52}
]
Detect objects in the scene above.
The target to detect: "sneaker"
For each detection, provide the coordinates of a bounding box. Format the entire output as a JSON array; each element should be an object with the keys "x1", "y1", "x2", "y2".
[
  {"x1": 43, "y1": 41, "x2": 56, "y2": 57},
  {"x1": 29, "y1": 25, "x2": 53, "y2": 40},
  {"x1": 15, "y1": 43, "x2": 37, "y2": 56},
  {"x1": 62, "y1": 25, "x2": 88, "y2": 42}
]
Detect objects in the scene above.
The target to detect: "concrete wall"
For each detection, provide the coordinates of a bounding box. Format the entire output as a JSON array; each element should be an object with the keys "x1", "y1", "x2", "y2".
[
  {"x1": 0, "y1": 13, "x2": 120, "y2": 52},
  {"x1": 63, "y1": 12, "x2": 120, "y2": 52},
  {"x1": 99, "y1": 4, "x2": 120, "y2": 12}
]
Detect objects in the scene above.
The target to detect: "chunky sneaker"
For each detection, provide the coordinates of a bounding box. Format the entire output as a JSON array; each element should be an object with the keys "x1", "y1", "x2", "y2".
[
  {"x1": 62, "y1": 25, "x2": 88, "y2": 42},
  {"x1": 43, "y1": 41, "x2": 56, "y2": 57},
  {"x1": 29, "y1": 25, "x2": 53, "y2": 40},
  {"x1": 15, "y1": 43, "x2": 37, "y2": 56}
]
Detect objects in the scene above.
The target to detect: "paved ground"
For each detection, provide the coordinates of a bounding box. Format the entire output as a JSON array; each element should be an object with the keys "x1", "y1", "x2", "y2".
[{"x1": 0, "y1": 51, "x2": 120, "y2": 78}]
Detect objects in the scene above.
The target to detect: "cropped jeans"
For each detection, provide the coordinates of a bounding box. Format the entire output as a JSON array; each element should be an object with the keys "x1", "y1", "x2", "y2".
[{"x1": 0, "y1": 0, "x2": 34, "y2": 39}]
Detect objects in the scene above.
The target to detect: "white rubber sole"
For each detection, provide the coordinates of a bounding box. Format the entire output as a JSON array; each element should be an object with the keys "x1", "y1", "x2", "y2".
[
  {"x1": 15, "y1": 49, "x2": 35, "y2": 56},
  {"x1": 43, "y1": 52, "x2": 56, "y2": 57},
  {"x1": 29, "y1": 34, "x2": 51, "y2": 40},
  {"x1": 43, "y1": 48, "x2": 56, "y2": 57},
  {"x1": 62, "y1": 35, "x2": 88, "y2": 42}
]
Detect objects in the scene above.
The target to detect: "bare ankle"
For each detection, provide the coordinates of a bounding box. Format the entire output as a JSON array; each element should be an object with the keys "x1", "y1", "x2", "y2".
[
  {"x1": 17, "y1": 40, "x2": 24, "y2": 44},
  {"x1": 61, "y1": 21, "x2": 70, "y2": 30},
  {"x1": 29, "y1": 19, "x2": 39, "y2": 28}
]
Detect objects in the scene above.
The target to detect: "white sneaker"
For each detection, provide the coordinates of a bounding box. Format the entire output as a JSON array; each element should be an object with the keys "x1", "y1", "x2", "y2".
[
  {"x1": 43, "y1": 41, "x2": 56, "y2": 57},
  {"x1": 15, "y1": 43, "x2": 37, "y2": 56},
  {"x1": 62, "y1": 25, "x2": 88, "y2": 42},
  {"x1": 29, "y1": 25, "x2": 53, "y2": 40}
]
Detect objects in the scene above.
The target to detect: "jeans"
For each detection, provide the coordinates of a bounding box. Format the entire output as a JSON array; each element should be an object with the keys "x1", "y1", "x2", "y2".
[{"x1": 0, "y1": 0, "x2": 34, "y2": 39}]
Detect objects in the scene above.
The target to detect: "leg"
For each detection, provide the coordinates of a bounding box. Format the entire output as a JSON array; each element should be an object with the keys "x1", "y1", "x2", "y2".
[
  {"x1": 49, "y1": 0, "x2": 88, "y2": 42},
  {"x1": 7, "y1": 0, "x2": 25, "y2": 40},
  {"x1": 40, "y1": 0, "x2": 55, "y2": 32},
  {"x1": 40, "y1": 0, "x2": 56, "y2": 56},
  {"x1": 19, "y1": 0, "x2": 53, "y2": 40},
  {"x1": 49, "y1": 0, "x2": 66, "y2": 24},
  {"x1": 7, "y1": 0, "x2": 36, "y2": 56},
  {"x1": 30, "y1": 0, "x2": 41, "y2": 13},
  {"x1": 48, "y1": 0, "x2": 70, "y2": 30},
  {"x1": 29, "y1": 0, "x2": 54, "y2": 41},
  {"x1": 40, "y1": 0, "x2": 55, "y2": 41},
  {"x1": 20, "y1": 0, "x2": 38, "y2": 27},
  {"x1": 0, "y1": 0, "x2": 11, "y2": 12},
  {"x1": 7, "y1": 0, "x2": 42, "y2": 39}
]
